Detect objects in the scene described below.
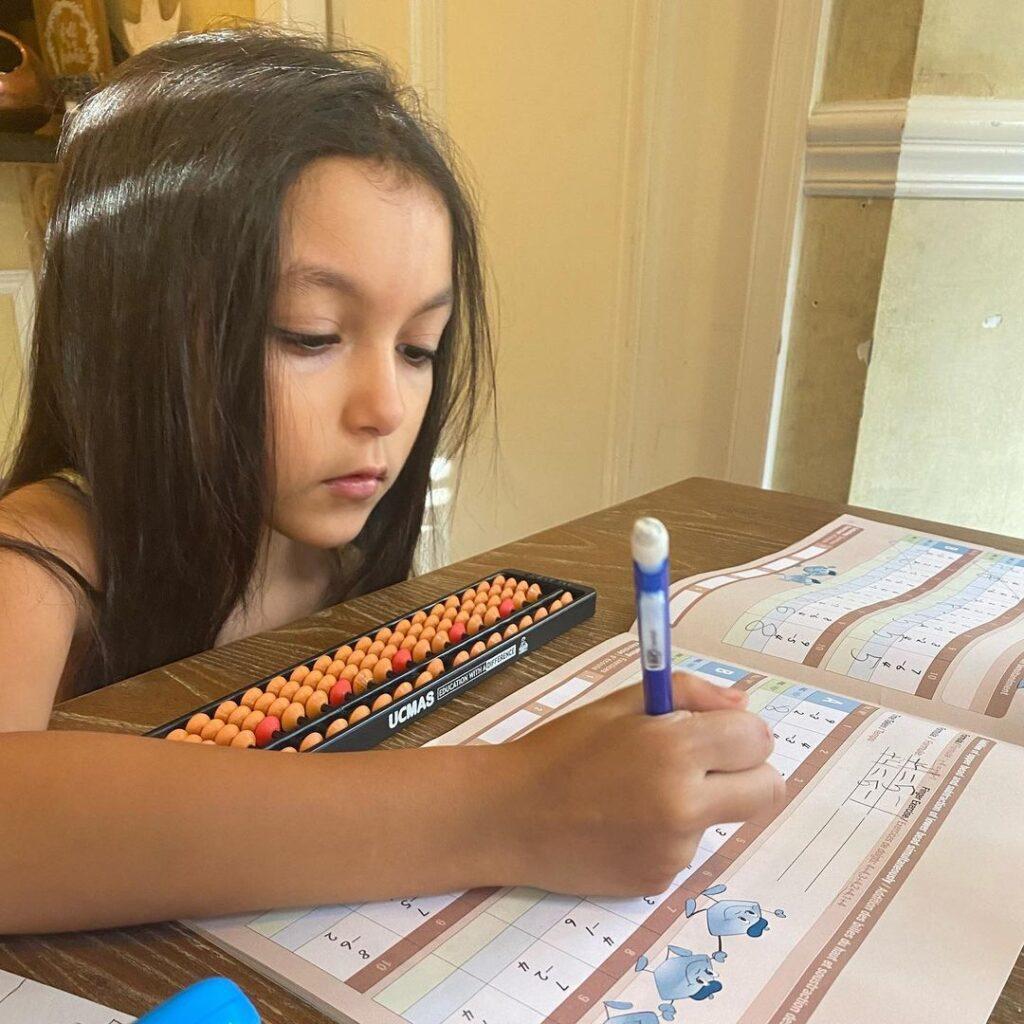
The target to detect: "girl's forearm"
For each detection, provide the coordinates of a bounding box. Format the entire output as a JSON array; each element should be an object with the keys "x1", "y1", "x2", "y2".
[{"x1": 0, "y1": 731, "x2": 522, "y2": 933}]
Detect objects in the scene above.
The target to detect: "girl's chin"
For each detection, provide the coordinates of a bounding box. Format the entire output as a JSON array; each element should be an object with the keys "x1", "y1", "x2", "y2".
[{"x1": 273, "y1": 509, "x2": 371, "y2": 550}]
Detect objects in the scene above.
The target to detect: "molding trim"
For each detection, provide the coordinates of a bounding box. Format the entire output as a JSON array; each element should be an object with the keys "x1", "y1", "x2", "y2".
[
  {"x1": 0, "y1": 269, "x2": 35, "y2": 359},
  {"x1": 806, "y1": 96, "x2": 1024, "y2": 199},
  {"x1": 805, "y1": 100, "x2": 906, "y2": 197}
]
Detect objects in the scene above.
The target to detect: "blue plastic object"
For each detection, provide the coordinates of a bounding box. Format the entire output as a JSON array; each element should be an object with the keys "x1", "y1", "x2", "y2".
[{"x1": 138, "y1": 978, "x2": 260, "y2": 1023}]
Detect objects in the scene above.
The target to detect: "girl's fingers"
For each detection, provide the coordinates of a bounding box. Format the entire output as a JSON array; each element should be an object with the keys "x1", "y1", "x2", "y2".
[
  {"x1": 679, "y1": 709, "x2": 773, "y2": 773},
  {"x1": 672, "y1": 671, "x2": 747, "y2": 712},
  {"x1": 694, "y1": 763, "x2": 785, "y2": 826}
]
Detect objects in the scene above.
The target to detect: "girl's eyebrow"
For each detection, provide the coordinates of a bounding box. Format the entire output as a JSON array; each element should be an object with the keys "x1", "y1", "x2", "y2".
[{"x1": 285, "y1": 262, "x2": 454, "y2": 315}]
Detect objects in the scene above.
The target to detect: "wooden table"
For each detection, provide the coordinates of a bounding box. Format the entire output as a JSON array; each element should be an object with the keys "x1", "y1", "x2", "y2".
[{"x1": 3, "y1": 477, "x2": 1022, "y2": 1021}]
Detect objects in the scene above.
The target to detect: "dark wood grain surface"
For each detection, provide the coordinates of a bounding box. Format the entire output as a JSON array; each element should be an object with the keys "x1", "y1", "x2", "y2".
[{"x1": 3, "y1": 477, "x2": 1022, "y2": 1021}]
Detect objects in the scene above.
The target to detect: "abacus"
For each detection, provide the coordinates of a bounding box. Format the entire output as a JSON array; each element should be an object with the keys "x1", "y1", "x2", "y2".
[{"x1": 148, "y1": 570, "x2": 595, "y2": 752}]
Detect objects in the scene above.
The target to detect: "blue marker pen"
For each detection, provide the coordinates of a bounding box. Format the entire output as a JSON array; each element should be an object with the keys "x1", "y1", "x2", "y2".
[
  {"x1": 138, "y1": 978, "x2": 260, "y2": 1023},
  {"x1": 632, "y1": 517, "x2": 673, "y2": 715}
]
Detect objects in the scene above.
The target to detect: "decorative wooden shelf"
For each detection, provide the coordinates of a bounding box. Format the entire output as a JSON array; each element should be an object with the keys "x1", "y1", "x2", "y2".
[{"x1": 0, "y1": 130, "x2": 57, "y2": 164}]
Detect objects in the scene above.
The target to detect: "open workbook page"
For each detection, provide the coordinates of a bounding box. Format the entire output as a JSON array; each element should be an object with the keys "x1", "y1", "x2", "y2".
[{"x1": 191, "y1": 517, "x2": 1024, "y2": 1024}]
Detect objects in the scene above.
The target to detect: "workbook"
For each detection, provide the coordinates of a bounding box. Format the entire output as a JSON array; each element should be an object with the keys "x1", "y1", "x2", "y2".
[
  {"x1": 194, "y1": 515, "x2": 1024, "y2": 1024},
  {"x1": 0, "y1": 969, "x2": 132, "y2": 1023}
]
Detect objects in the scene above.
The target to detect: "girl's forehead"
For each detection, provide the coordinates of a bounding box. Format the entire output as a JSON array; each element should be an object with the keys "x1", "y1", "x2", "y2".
[{"x1": 278, "y1": 156, "x2": 452, "y2": 311}]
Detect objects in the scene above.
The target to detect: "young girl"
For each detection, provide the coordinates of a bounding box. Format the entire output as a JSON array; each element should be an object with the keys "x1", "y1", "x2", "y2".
[{"x1": 0, "y1": 26, "x2": 781, "y2": 934}]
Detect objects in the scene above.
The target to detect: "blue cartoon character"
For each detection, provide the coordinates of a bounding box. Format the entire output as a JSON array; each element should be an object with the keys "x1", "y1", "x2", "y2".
[
  {"x1": 780, "y1": 564, "x2": 838, "y2": 586},
  {"x1": 684, "y1": 884, "x2": 786, "y2": 962},
  {"x1": 602, "y1": 1001, "x2": 660, "y2": 1024},
  {"x1": 633, "y1": 946, "x2": 721, "y2": 1021}
]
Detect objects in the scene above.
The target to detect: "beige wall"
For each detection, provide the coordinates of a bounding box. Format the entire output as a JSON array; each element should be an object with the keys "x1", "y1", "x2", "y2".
[
  {"x1": 913, "y1": 0, "x2": 1024, "y2": 97},
  {"x1": 336, "y1": 0, "x2": 786, "y2": 560},
  {"x1": 769, "y1": 1, "x2": 922, "y2": 503},
  {"x1": 850, "y1": 199, "x2": 1024, "y2": 535}
]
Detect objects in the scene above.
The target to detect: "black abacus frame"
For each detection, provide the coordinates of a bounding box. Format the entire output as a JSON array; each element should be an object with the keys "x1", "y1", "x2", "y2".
[{"x1": 147, "y1": 570, "x2": 596, "y2": 750}]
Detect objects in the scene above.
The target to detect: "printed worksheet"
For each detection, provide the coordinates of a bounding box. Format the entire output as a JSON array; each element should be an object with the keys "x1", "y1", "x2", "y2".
[
  {"x1": 0, "y1": 969, "x2": 133, "y2": 1024},
  {"x1": 193, "y1": 620, "x2": 1024, "y2": 1023},
  {"x1": 666, "y1": 515, "x2": 1024, "y2": 742}
]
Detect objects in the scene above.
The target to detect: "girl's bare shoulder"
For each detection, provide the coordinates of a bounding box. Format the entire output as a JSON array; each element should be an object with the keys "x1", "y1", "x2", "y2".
[{"x1": 0, "y1": 478, "x2": 101, "y2": 593}]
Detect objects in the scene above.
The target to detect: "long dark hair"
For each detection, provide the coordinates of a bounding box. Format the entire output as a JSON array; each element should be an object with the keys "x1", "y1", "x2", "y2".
[{"x1": 1, "y1": 25, "x2": 493, "y2": 693}]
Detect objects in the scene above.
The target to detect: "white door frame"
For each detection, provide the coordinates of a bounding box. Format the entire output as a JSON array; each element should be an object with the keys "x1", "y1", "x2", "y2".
[{"x1": 725, "y1": 0, "x2": 828, "y2": 487}]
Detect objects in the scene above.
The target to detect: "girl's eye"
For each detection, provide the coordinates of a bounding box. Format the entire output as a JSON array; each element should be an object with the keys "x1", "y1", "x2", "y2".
[
  {"x1": 398, "y1": 343, "x2": 438, "y2": 367},
  {"x1": 274, "y1": 328, "x2": 340, "y2": 353}
]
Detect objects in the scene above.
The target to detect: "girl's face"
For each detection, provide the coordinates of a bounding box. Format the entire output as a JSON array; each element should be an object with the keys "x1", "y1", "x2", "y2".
[{"x1": 267, "y1": 156, "x2": 453, "y2": 550}]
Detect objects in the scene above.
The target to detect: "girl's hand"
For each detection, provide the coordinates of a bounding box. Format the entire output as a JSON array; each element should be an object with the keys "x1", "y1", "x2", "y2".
[{"x1": 496, "y1": 672, "x2": 782, "y2": 896}]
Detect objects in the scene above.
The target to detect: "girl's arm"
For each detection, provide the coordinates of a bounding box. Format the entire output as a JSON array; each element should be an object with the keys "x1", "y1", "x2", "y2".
[{"x1": 0, "y1": 490, "x2": 780, "y2": 933}]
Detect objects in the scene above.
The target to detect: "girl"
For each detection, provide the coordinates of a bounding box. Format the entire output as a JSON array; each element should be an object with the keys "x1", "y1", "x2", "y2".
[{"x1": 0, "y1": 26, "x2": 781, "y2": 933}]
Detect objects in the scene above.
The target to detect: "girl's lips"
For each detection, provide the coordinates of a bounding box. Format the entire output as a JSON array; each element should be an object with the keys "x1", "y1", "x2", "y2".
[{"x1": 323, "y1": 473, "x2": 384, "y2": 499}]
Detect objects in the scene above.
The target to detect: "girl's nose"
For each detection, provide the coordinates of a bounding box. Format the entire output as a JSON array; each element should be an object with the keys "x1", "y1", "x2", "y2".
[{"x1": 342, "y1": 345, "x2": 405, "y2": 437}]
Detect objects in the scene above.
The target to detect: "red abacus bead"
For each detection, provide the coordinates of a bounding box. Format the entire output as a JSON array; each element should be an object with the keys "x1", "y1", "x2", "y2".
[
  {"x1": 448, "y1": 620, "x2": 467, "y2": 645},
  {"x1": 499, "y1": 598, "x2": 515, "y2": 618},
  {"x1": 391, "y1": 647, "x2": 412, "y2": 674},
  {"x1": 329, "y1": 678, "x2": 353, "y2": 706},
  {"x1": 254, "y1": 716, "x2": 281, "y2": 748}
]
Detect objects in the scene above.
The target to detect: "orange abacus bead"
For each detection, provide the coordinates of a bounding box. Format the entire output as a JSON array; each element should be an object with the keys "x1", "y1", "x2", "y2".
[
  {"x1": 407, "y1": 623, "x2": 424, "y2": 639},
  {"x1": 373, "y1": 658, "x2": 392, "y2": 683},
  {"x1": 340, "y1": 663, "x2": 360, "y2": 682},
  {"x1": 420, "y1": 626, "x2": 437, "y2": 642},
  {"x1": 516, "y1": 579, "x2": 529, "y2": 591},
  {"x1": 484, "y1": 607, "x2": 500, "y2": 627},
  {"x1": 347, "y1": 650, "x2": 366, "y2": 668},
  {"x1": 445, "y1": 595, "x2": 460, "y2": 609},
  {"x1": 227, "y1": 705, "x2": 251, "y2": 727},
  {"x1": 401, "y1": 634, "x2": 418, "y2": 651},
  {"x1": 353, "y1": 669, "x2": 374, "y2": 695},
  {"x1": 430, "y1": 603, "x2": 446, "y2": 617},
  {"x1": 486, "y1": 595, "x2": 501, "y2": 609},
  {"x1": 561, "y1": 591, "x2": 574, "y2": 604},
  {"x1": 427, "y1": 658, "x2": 444, "y2": 678},
  {"x1": 289, "y1": 664, "x2": 310, "y2": 683},
  {"x1": 279, "y1": 680, "x2": 300, "y2": 702},
  {"x1": 519, "y1": 615, "x2": 533, "y2": 628},
  {"x1": 394, "y1": 618, "x2": 413, "y2": 634},
  {"x1": 334, "y1": 644, "x2": 354, "y2": 661},
  {"x1": 200, "y1": 719, "x2": 224, "y2": 741},
  {"x1": 317, "y1": 673, "x2": 338, "y2": 694},
  {"x1": 300, "y1": 732, "x2": 323, "y2": 752},
  {"x1": 231, "y1": 729, "x2": 256, "y2": 749},
  {"x1": 167, "y1": 728, "x2": 188, "y2": 741},
  {"x1": 241, "y1": 709, "x2": 265, "y2": 733},
  {"x1": 281, "y1": 702, "x2": 306, "y2": 731},
  {"x1": 215, "y1": 723, "x2": 240, "y2": 746},
  {"x1": 470, "y1": 641, "x2": 486, "y2": 657},
  {"x1": 504, "y1": 623, "x2": 518, "y2": 639},
  {"x1": 438, "y1": 618, "x2": 454, "y2": 634},
  {"x1": 265, "y1": 676, "x2": 287, "y2": 696},
  {"x1": 307, "y1": 691, "x2": 329, "y2": 717},
  {"x1": 467, "y1": 614, "x2": 483, "y2": 635},
  {"x1": 239, "y1": 688, "x2": 262, "y2": 708},
  {"x1": 512, "y1": 593, "x2": 526, "y2": 610},
  {"x1": 493, "y1": 575, "x2": 506, "y2": 589},
  {"x1": 371, "y1": 693, "x2": 392, "y2": 711},
  {"x1": 382, "y1": 644, "x2": 399, "y2": 660},
  {"x1": 349, "y1": 705, "x2": 370, "y2": 724},
  {"x1": 328, "y1": 660, "x2": 347, "y2": 678},
  {"x1": 394, "y1": 681, "x2": 413, "y2": 699},
  {"x1": 368, "y1": 640, "x2": 386, "y2": 657},
  {"x1": 534, "y1": 606, "x2": 548, "y2": 620},
  {"x1": 355, "y1": 636, "x2": 373, "y2": 651},
  {"x1": 293, "y1": 685, "x2": 315, "y2": 707},
  {"x1": 455, "y1": 610, "x2": 470, "y2": 624},
  {"x1": 550, "y1": 599, "x2": 563, "y2": 612},
  {"x1": 362, "y1": 653, "x2": 379, "y2": 673},
  {"x1": 281, "y1": 746, "x2": 298, "y2": 753},
  {"x1": 254, "y1": 692, "x2": 277, "y2": 714},
  {"x1": 414, "y1": 671, "x2": 433, "y2": 689},
  {"x1": 424, "y1": 614, "x2": 440, "y2": 629},
  {"x1": 202, "y1": 739, "x2": 216, "y2": 745},
  {"x1": 527, "y1": 583, "x2": 542, "y2": 601},
  {"x1": 214, "y1": 700, "x2": 238, "y2": 721},
  {"x1": 453, "y1": 650, "x2": 470, "y2": 667},
  {"x1": 183, "y1": 733, "x2": 203, "y2": 743},
  {"x1": 486, "y1": 632, "x2": 502, "y2": 648},
  {"x1": 267, "y1": 697, "x2": 290, "y2": 720},
  {"x1": 501, "y1": 588, "x2": 514, "y2": 600},
  {"x1": 431, "y1": 632, "x2": 449, "y2": 654},
  {"x1": 413, "y1": 639, "x2": 431, "y2": 662},
  {"x1": 375, "y1": 627, "x2": 393, "y2": 643},
  {"x1": 314, "y1": 654, "x2": 333, "y2": 673},
  {"x1": 461, "y1": 589, "x2": 475, "y2": 603},
  {"x1": 412, "y1": 610, "x2": 427, "y2": 625},
  {"x1": 326, "y1": 718, "x2": 348, "y2": 738},
  {"x1": 305, "y1": 670, "x2": 324, "y2": 689}
]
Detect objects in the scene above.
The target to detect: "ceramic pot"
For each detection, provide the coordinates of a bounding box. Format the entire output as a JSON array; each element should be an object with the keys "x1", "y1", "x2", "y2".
[{"x1": 0, "y1": 31, "x2": 56, "y2": 133}]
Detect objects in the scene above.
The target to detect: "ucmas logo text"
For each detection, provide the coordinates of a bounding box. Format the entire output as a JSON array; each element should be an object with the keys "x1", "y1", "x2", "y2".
[{"x1": 388, "y1": 691, "x2": 435, "y2": 729}]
